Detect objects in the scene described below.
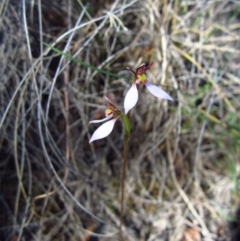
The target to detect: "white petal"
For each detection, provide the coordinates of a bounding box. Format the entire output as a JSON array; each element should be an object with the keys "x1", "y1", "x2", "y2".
[
  {"x1": 124, "y1": 83, "x2": 139, "y2": 114},
  {"x1": 89, "y1": 118, "x2": 117, "y2": 143},
  {"x1": 145, "y1": 82, "x2": 173, "y2": 101},
  {"x1": 89, "y1": 116, "x2": 112, "y2": 124}
]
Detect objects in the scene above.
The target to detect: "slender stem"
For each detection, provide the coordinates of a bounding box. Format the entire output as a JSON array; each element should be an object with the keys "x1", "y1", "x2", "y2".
[{"x1": 119, "y1": 132, "x2": 130, "y2": 241}]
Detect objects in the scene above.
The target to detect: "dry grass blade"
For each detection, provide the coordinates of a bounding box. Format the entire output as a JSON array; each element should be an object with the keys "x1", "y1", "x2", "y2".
[{"x1": 0, "y1": 0, "x2": 240, "y2": 240}]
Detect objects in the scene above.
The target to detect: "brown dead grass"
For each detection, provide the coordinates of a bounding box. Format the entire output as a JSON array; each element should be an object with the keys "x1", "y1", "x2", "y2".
[{"x1": 0, "y1": 0, "x2": 240, "y2": 240}]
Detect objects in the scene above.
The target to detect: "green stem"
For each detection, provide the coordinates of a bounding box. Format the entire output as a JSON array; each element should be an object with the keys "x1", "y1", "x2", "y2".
[
  {"x1": 120, "y1": 113, "x2": 131, "y2": 135},
  {"x1": 119, "y1": 132, "x2": 129, "y2": 241}
]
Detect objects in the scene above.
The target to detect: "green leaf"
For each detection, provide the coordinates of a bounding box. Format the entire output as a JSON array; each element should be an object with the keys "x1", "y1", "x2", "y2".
[{"x1": 43, "y1": 42, "x2": 122, "y2": 78}]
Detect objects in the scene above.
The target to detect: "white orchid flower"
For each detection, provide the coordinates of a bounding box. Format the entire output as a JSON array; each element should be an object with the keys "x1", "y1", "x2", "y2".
[
  {"x1": 89, "y1": 97, "x2": 121, "y2": 143},
  {"x1": 124, "y1": 62, "x2": 173, "y2": 114}
]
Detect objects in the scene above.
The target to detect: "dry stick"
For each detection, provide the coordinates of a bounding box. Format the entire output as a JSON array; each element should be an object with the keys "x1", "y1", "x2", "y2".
[
  {"x1": 162, "y1": 0, "x2": 168, "y2": 24},
  {"x1": 63, "y1": 68, "x2": 70, "y2": 183},
  {"x1": 119, "y1": 132, "x2": 130, "y2": 241},
  {"x1": 166, "y1": 139, "x2": 212, "y2": 240},
  {"x1": 171, "y1": 44, "x2": 235, "y2": 112},
  {"x1": 171, "y1": 0, "x2": 179, "y2": 32},
  {"x1": 62, "y1": 0, "x2": 72, "y2": 183},
  {"x1": 13, "y1": 86, "x2": 28, "y2": 226}
]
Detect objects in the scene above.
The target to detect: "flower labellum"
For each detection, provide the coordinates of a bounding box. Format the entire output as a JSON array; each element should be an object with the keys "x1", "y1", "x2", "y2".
[{"x1": 124, "y1": 62, "x2": 173, "y2": 114}]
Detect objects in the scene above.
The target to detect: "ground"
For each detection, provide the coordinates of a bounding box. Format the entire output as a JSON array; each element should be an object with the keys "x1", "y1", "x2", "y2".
[{"x1": 0, "y1": 0, "x2": 240, "y2": 240}]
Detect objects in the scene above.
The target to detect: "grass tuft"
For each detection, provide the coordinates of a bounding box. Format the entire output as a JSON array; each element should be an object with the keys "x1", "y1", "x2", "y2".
[{"x1": 0, "y1": 0, "x2": 239, "y2": 240}]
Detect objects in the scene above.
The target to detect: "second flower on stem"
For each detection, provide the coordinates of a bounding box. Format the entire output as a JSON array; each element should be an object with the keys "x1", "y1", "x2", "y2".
[{"x1": 124, "y1": 61, "x2": 173, "y2": 114}]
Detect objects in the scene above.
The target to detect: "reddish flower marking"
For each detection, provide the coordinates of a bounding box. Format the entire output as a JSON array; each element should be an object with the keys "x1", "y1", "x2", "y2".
[{"x1": 124, "y1": 61, "x2": 173, "y2": 114}]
